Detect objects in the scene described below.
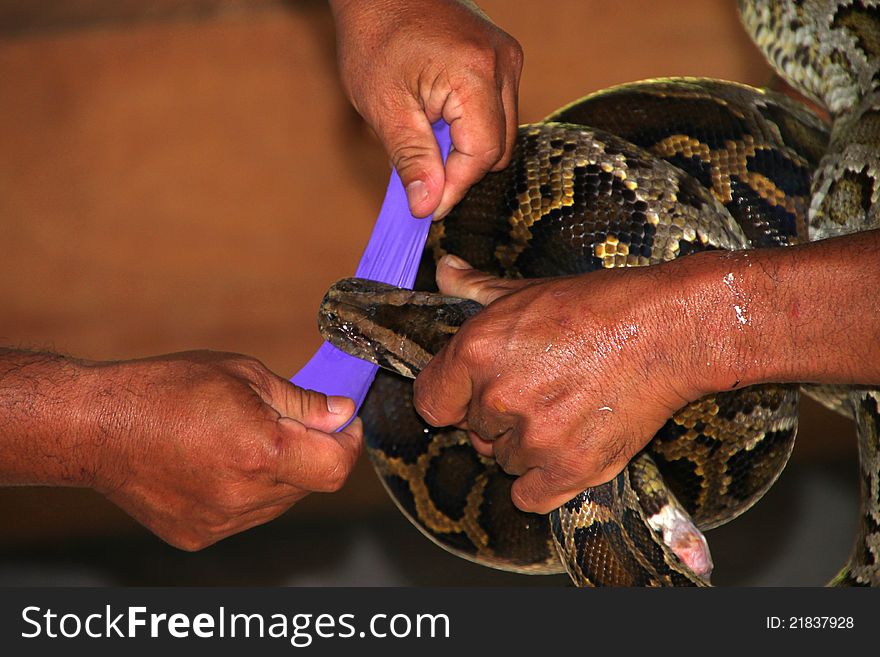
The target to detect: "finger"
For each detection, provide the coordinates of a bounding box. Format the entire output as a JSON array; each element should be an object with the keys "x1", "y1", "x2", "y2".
[
  {"x1": 210, "y1": 500, "x2": 306, "y2": 546},
  {"x1": 264, "y1": 376, "x2": 355, "y2": 433},
  {"x1": 510, "y1": 467, "x2": 584, "y2": 515},
  {"x1": 469, "y1": 431, "x2": 495, "y2": 458},
  {"x1": 435, "y1": 254, "x2": 531, "y2": 304},
  {"x1": 373, "y1": 107, "x2": 445, "y2": 218},
  {"x1": 466, "y1": 405, "x2": 514, "y2": 444},
  {"x1": 413, "y1": 344, "x2": 473, "y2": 427},
  {"x1": 274, "y1": 417, "x2": 363, "y2": 492},
  {"x1": 492, "y1": 67, "x2": 521, "y2": 173},
  {"x1": 491, "y1": 431, "x2": 531, "y2": 476},
  {"x1": 434, "y1": 82, "x2": 507, "y2": 219},
  {"x1": 230, "y1": 481, "x2": 313, "y2": 515}
]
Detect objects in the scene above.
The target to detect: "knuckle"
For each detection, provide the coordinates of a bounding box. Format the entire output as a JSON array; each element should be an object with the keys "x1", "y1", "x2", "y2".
[
  {"x1": 479, "y1": 385, "x2": 513, "y2": 418},
  {"x1": 494, "y1": 447, "x2": 521, "y2": 476},
  {"x1": 230, "y1": 353, "x2": 264, "y2": 374},
  {"x1": 492, "y1": 148, "x2": 514, "y2": 171},
  {"x1": 308, "y1": 437, "x2": 356, "y2": 493},
  {"x1": 505, "y1": 39, "x2": 524, "y2": 71},
  {"x1": 173, "y1": 533, "x2": 213, "y2": 552},
  {"x1": 463, "y1": 43, "x2": 499, "y2": 74},
  {"x1": 345, "y1": 418, "x2": 366, "y2": 445},
  {"x1": 321, "y1": 459, "x2": 351, "y2": 492},
  {"x1": 535, "y1": 388, "x2": 564, "y2": 413},
  {"x1": 475, "y1": 142, "x2": 504, "y2": 168},
  {"x1": 209, "y1": 357, "x2": 270, "y2": 400},
  {"x1": 456, "y1": 325, "x2": 494, "y2": 367},
  {"x1": 509, "y1": 40, "x2": 526, "y2": 75},
  {"x1": 348, "y1": 433, "x2": 365, "y2": 460},
  {"x1": 235, "y1": 356, "x2": 271, "y2": 387},
  {"x1": 390, "y1": 142, "x2": 435, "y2": 174},
  {"x1": 323, "y1": 471, "x2": 347, "y2": 493}
]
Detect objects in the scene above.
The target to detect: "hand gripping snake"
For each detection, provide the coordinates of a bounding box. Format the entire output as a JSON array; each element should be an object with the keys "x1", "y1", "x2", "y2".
[{"x1": 318, "y1": 0, "x2": 880, "y2": 586}]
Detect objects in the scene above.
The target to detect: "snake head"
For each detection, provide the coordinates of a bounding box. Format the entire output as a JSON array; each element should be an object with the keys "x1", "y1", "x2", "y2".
[{"x1": 318, "y1": 277, "x2": 483, "y2": 379}]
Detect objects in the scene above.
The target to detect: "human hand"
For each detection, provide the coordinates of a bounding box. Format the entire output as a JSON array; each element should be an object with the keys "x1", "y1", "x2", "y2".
[
  {"x1": 330, "y1": 0, "x2": 523, "y2": 218},
  {"x1": 85, "y1": 351, "x2": 363, "y2": 550},
  {"x1": 412, "y1": 256, "x2": 723, "y2": 514}
]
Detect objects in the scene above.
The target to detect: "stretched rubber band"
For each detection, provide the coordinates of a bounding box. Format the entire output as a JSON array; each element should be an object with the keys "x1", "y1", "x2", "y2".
[{"x1": 291, "y1": 120, "x2": 453, "y2": 423}]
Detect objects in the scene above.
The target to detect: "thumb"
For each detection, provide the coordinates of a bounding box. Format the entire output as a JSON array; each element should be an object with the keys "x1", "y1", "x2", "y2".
[
  {"x1": 380, "y1": 112, "x2": 445, "y2": 218},
  {"x1": 267, "y1": 377, "x2": 356, "y2": 433},
  {"x1": 436, "y1": 254, "x2": 531, "y2": 305}
]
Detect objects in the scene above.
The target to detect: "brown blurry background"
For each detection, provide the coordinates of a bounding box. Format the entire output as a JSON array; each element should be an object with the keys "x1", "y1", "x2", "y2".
[{"x1": 0, "y1": 0, "x2": 859, "y2": 585}]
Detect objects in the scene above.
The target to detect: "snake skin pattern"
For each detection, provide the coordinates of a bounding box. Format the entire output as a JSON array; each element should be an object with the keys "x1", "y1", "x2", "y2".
[{"x1": 319, "y1": 0, "x2": 880, "y2": 586}]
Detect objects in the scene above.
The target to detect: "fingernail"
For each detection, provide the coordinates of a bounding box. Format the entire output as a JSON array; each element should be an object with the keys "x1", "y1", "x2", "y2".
[
  {"x1": 441, "y1": 254, "x2": 472, "y2": 270},
  {"x1": 433, "y1": 205, "x2": 450, "y2": 221},
  {"x1": 405, "y1": 180, "x2": 428, "y2": 209},
  {"x1": 327, "y1": 395, "x2": 351, "y2": 415}
]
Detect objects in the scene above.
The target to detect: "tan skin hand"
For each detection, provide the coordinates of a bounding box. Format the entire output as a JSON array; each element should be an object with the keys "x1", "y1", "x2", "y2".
[
  {"x1": 414, "y1": 232, "x2": 880, "y2": 515},
  {"x1": 330, "y1": 0, "x2": 523, "y2": 219},
  {"x1": 413, "y1": 257, "x2": 702, "y2": 515},
  {"x1": 0, "y1": 349, "x2": 363, "y2": 551},
  {"x1": 86, "y1": 351, "x2": 364, "y2": 551}
]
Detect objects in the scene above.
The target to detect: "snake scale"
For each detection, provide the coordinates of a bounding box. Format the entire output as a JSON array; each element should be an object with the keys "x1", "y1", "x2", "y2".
[{"x1": 319, "y1": 0, "x2": 880, "y2": 586}]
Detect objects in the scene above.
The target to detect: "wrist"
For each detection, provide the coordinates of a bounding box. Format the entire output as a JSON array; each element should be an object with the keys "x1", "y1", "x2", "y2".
[
  {"x1": 662, "y1": 242, "x2": 842, "y2": 396},
  {"x1": 74, "y1": 359, "x2": 141, "y2": 495},
  {"x1": 646, "y1": 249, "x2": 772, "y2": 400},
  {"x1": 715, "y1": 231, "x2": 880, "y2": 388}
]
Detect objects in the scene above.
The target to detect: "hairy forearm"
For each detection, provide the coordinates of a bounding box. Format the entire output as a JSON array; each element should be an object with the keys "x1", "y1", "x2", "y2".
[
  {"x1": 0, "y1": 349, "x2": 100, "y2": 487},
  {"x1": 677, "y1": 229, "x2": 880, "y2": 395}
]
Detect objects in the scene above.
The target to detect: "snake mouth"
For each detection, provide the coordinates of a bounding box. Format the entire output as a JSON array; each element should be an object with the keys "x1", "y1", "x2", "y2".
[
  {"x1": 318, "y1": 277, "x2": 483, "y2": 378},
  {"x1": 318, "y1": 278, "x2": 440, "y2": 378},
  {"x1": 318, "y1": 280, "x2": 409, "y2": 373}
]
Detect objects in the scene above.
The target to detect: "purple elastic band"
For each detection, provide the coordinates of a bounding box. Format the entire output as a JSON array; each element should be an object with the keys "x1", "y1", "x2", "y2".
[{"x1": 291, "y1": 120, "x2": 453, "y2": 422}]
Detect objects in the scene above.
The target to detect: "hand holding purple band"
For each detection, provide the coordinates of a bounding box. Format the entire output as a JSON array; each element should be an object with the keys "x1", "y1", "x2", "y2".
[{"x1": 291, "y1": 121, "x2": 453, "y2": 418}]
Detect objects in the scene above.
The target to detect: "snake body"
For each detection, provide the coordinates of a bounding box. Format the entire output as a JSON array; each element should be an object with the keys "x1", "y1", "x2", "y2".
[{"x1": 320, "y1": 0, "x2": 880, "y2": 586}]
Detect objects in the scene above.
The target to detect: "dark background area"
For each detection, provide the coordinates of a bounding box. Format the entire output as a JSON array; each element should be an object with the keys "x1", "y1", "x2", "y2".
[{"x1": 0, "y1": 0, "x2": 859, "y2": 586}]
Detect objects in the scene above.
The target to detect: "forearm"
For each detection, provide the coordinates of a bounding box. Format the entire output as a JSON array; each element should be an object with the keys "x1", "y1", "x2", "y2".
[
  {"x1": 0, "y1": 349, "x2": 101, "y2": 487},
  {"x1": 679, "y1": 229, "x2": 880, "y2": 394}
]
